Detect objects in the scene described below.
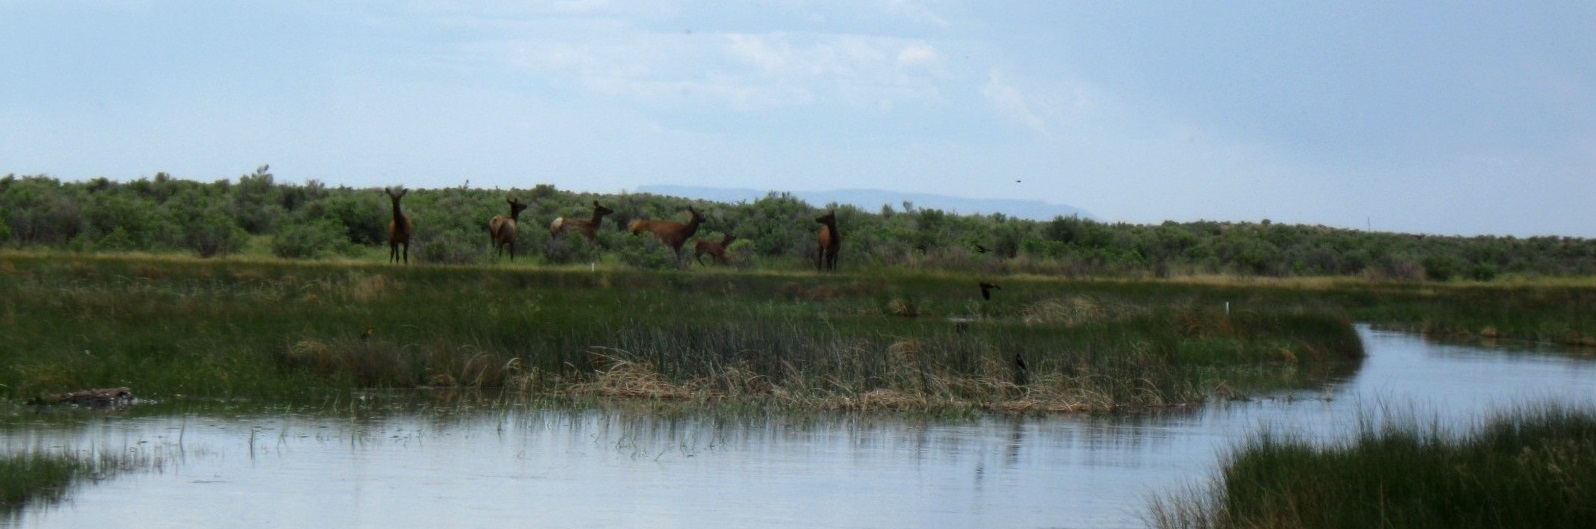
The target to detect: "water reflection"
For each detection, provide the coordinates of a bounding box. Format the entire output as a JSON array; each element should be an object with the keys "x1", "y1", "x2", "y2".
[{"x1": 4, "y1": 326, "x2": 1596, "y2": 529}]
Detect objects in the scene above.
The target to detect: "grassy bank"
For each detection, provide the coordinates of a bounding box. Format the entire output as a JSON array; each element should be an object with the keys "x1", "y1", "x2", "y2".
[
  {"x1": 4, "y1": 252, "x2": 1362, "y2": 411},
  {"x1": 1343, "y1": 279, "x2": 1596, "y2": 347},
  {"x1": 1149, "y1": 403, "x2": 1596, "y2": 529}
]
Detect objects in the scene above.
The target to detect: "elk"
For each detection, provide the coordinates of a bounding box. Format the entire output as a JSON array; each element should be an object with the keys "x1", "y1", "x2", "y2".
[
  {"x1": 384, "y1": 187, "x2": 414, "y2": 265},
  {"x1": 815, "y1": 210, "x2": 840, "y2": 272},
  {"x1": 693, "y1": 232, "x2": 736, "y2": 266},
  {"x1": 549, "y1": 201, "x2": 614, "y2": 243},
  {"x1": 489, "y1": 197, "x2": 529, "y2": 261},
  {"x1": 628, "y1": 205, "x2": 703, "y2": 260}
]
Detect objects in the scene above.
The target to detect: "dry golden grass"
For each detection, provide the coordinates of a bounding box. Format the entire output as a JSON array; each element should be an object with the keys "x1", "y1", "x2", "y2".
[
  {"x1": 1020, "y1": 295, "x2": 1150, "y2": 326},
  {"x1": 560, "y1": 346, "x2": 1135, "y2": 414}
]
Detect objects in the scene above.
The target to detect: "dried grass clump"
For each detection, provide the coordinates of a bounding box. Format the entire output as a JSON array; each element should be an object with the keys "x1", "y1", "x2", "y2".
[
  {"x1": 885, "y1": 298, "x2": 919, "y2": 317},
  {"x1": 344, "y1": 273, "x2": 394, "y2": 303},
  {"x1": 1022, "y1": 295, "x2": 1148, "y2": 326},
  {"x1": 570, "y1": 358, "x2": 697, "y2": 400}
]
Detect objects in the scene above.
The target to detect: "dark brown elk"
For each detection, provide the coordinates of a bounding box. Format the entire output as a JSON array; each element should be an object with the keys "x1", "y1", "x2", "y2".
[
  {"x1": 384, "y1": 187, "x2": 414, "y2": 265},
  {"x1": 628, "y1": 205, "x2": 703, "y2": 260},
  {"x1": 693, "y1": 232, "x2": 736, "y2": 266},
  {"x1": 489, "y1": 197, "x2": 529, "y2": 261},
  {"x1": 549, "y1": 201, "x2": 614, "y2": 243},
  {"x1": 815, "y1": 210, "x2": 840, "y2": 272}
]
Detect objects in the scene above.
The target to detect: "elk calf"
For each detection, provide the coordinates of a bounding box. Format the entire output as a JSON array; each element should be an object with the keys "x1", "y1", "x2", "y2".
[{"x1": 693, "y1": 233, "x2": 736, "y2": 266}]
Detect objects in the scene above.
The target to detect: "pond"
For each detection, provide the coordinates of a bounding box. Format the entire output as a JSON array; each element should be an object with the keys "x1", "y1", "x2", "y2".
[{"x1": 5, "y1": 326, "x2": 1596, "y2": 528}]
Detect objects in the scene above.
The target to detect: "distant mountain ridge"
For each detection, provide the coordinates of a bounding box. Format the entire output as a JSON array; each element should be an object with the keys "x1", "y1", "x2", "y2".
[{"x1": 635, "y1": 185, "x2": 1091, "y2": 221}]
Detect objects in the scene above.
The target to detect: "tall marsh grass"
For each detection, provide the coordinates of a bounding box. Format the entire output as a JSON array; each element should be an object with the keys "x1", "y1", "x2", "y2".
[
  {"x1": 0, "y1": 253, "x2": 1365, "y2": 411},
  {"x1": 0, "y1": 445, "x2": 165, "y2": 519},
  {"x1": 1148, "y1": 403, "x2": 1596, "y2": 529}
]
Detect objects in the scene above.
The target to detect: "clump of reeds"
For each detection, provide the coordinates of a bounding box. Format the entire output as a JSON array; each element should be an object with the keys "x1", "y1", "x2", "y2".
[
  {"x1": 1148, "y1": 403, "x2": 1596, "y2": 529},
  {"x1": 276, "y1": 338, "x2": 524, "y2": 389},
  {"x1": 0, "y1": 452, "x2": 82, "y2": 509},
  {"x1": 1, "y1": 446, "x2": 166, "y2": 520}
]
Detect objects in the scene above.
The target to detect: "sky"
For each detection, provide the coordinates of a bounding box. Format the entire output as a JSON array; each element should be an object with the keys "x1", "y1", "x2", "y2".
[{"x1": 3, "y1": 1, "x2": 1594, "y2": 237}]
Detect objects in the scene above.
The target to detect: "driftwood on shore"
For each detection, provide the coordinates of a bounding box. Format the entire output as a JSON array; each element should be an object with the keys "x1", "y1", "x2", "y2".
[{"x1": 30, "y1": 387, "x2": 134, "y2": 407}]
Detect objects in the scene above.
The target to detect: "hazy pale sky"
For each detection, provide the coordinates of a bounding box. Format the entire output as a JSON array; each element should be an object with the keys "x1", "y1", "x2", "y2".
[{"x1": 3, "y1": 1, "x2": 1593, "y2": 236}]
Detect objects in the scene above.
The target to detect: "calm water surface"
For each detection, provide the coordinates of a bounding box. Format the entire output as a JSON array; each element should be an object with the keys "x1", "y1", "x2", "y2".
[{"x1": 6, "y1": 326, "x2": 1596, "y2": 528}]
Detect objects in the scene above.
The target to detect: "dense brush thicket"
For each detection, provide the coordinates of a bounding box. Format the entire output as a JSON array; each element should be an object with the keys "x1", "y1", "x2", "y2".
[{"x1": 5, "y1": 169, "x2": 1596, "y2": 278}]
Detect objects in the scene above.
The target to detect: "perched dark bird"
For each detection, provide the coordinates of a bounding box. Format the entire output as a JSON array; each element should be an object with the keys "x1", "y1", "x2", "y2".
[
  {"x1": 973, "y1": 244, "x2": 989, "y2": 254},
  {"x1": 360, "y1": 327, "x2": 374, "y2": 341},
  {"x1": 979, "y1": 282, "x2": 1000, "y2": 300},
  {"x1": 1013, "y1": 353, "x2": 1030, "y2": 386}
]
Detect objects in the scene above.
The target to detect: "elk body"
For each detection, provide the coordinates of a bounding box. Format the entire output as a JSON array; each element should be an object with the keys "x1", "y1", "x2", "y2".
[
  {"x1": 385, "y1": 187, "x2": 414, "y2": 265},
  {"x1": 693, "y1": 233, "x2": 736, "y2": 266},
  {"x1": 815, "y1": 210, "x2": 840, "y2": 272},
  {"x1": 489, "y1": 197, "x2": 529, "y2": 261},
  {"x1": 628, "y1": 205, "x2": 704, "y2": 260},
  {"x1": 549, "y1": 201, "x2": 614, "y2": 243}
]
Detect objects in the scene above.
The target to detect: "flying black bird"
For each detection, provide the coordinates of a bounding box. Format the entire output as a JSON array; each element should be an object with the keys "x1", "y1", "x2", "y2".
[
  {"x1": 973, "y1": 244, "x2": 989, "y2": 254},
  {"x1": 979, "y1": 282, "x2": 1001, "y2": 300}
]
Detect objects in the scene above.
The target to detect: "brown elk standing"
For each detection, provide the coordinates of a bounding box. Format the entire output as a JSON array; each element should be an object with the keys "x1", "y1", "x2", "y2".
[
  {"x1": 489, "y1": 197, "x2": 529, "y2": 261},
  {"x1": 693, "y1": 232, "x2": 736, "y2": 266},
  {"x1": 549, "y1": 201, "x2": 615, "y2": 243},
  {"x1": 384, "y1": 187, "x2": 414, "y2": 265},
  {"x1": 816, "y1": 210, "x2": 840, "y2": 272},
  {"x1": 628, "y1": 205, "x2": 704, "y2": 261}
]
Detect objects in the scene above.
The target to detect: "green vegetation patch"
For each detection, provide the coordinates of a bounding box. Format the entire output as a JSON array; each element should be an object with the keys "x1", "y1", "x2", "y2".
[
  {"x1": 0, "y1": 446, "x2": 161, "y2": 520},
  {"x1": 0, "y1": 254, "x2": 1366, "y2": 413},
  {"x1": 1150, "y1": 403, "x2": 1596, "y2": 529}
]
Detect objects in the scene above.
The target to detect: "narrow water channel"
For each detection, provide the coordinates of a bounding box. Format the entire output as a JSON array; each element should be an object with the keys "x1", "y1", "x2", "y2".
[{"x1": 6, "y1": 326, "x2": 1596, "y2": 528}]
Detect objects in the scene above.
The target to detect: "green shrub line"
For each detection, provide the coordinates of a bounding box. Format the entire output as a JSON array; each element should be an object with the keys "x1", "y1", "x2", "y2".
[
  {"x1": 6, "y1": 171, "x2": 1596, "y2": 277},
  {"x1": 1149, "y1": 402, "x2": 1596, "y2": 529}
]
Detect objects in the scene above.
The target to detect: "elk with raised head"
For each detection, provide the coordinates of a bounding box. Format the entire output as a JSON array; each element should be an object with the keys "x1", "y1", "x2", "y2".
[
  {"x1": 693, "y1": 232, "x2": 736, "y2": 266},
  {"x1": 549, "y1": 201, "x2": 614, "y2": 243},
  {"x1": 384, "y1": 187, "x2": 414, "y2": 265},
  {"x1": 489, "y1": 197, "x2": 529, "y2": 261},
  {"x1": 815, "y1": 210, "x2": 840, "y2": 272},
  {"x1": 628, "y1": 205, "x2": 703, "y2": 261}
]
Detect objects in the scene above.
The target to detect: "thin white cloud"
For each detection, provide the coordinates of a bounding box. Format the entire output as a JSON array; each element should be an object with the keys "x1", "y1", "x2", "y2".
[
  {"x1": 982, "y1": 69, "x2": 1046, "y2": 134},
  {"x1": 479, "y1": 26, "x2": 948, "y2": 112},
  {"x1": 897, "y1": 42, "x2": 938, "y2": 68},
  {"x1": 884, "y1": 0, "x2": 952, "y2": 27}
]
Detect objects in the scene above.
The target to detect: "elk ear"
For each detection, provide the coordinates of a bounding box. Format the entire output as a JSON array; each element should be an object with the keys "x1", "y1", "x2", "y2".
[{"x1": 593, "y1": 200, "x2": 601, "y2": 207}]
